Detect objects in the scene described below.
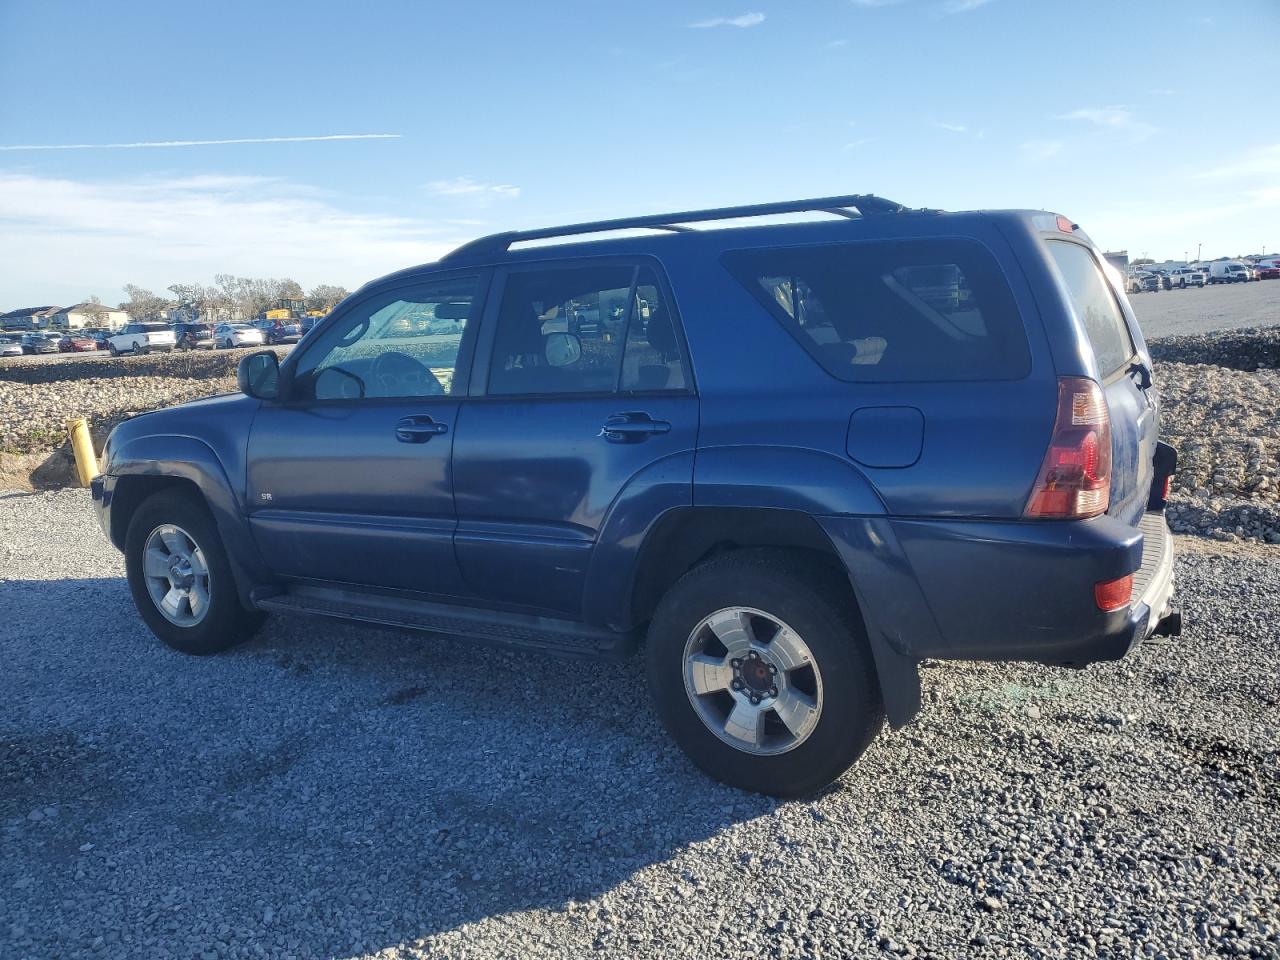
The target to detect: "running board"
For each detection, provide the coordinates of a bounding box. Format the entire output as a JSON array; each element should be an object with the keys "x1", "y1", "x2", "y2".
[{"x1": 253, "y1": 586, "x2": 637, "y2": 660}]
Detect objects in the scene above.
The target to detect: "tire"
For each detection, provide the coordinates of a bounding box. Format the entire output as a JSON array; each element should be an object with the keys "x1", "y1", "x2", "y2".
[
  {"x1": 131, "y1": 342, "x2": 143, "y2": 356},
  {"x1": 124, "y1": 489, "x2": 266, "y2": 655},
  {"x1": 646, "y1": 549, "x2": 884, "y2": 797},
  {"x1": 1179, "y1": 280, "x2": 1186, "y2": 289}
]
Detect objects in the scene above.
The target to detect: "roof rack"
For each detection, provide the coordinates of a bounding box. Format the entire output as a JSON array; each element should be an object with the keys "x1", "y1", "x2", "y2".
[{"x1": 441, "y1": 193, "x2": 908, "y2": 262}]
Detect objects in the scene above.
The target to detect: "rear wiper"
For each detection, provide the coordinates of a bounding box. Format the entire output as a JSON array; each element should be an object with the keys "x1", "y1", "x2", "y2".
[{"x1": 1126, "y1": 360, "x2": 1152, "y2": 390}]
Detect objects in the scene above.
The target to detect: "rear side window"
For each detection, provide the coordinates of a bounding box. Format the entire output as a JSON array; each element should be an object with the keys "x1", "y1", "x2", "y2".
[
  {"x1": 722, "y1": 238, "x2": 1029, "y2": 382},
  {"x1": 1046, "y1": 241, "x2": 1136, "y2": 377},
  {"x1": 487, "y1": 264, "x2": 686, "y2": 396}
]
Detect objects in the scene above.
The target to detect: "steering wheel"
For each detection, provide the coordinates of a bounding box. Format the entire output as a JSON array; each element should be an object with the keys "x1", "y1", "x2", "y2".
[{"x1": 369, "y1": 350, "x2": 445, "y2": 397}]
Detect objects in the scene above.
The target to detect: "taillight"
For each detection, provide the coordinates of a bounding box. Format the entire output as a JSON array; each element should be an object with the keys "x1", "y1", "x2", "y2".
[
  {"x1": 1025, "y1": 377, "x2": 1112, "y2": 519},
  {"x1": 1094, "y1": 574, "x2": 1133, "y2": 611}
]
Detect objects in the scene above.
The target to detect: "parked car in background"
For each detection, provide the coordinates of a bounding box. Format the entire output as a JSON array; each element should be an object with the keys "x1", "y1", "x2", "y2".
[
  {"x1": 1256, "y1": 261, "x2": 1280, "y2": 280},
  {"x1": 87, "y1": 330, "x2": 113, "y2": 350},
  {"x1": 108, "y1": 322, "x2": 178, "y2": 356},
  {"x1": 58, "y1": 333, "x2": 98, "y2": 353},
  {"x1": 0, "y1": 336, "x2": 23, "y2": 357},
  {"x1": 20, "y1": 332, "x2": 58, "y2": 354},
  {"x1": 1208, "y1": 262, "x2": 1250, "y2": 284},
  {"x1": 1149, "y1": 270, "x2": 1173, "y2": 290},
  {"x1": 1168, "y1": 267, "x2": 1207, "y2": 288},
  {"x1": 1127, "y1": 272, "x2": 1160, "y2": 293},
  {"x1": 269, "y1": 321, "x2": 302, "y2": 345},
  {"x1": 250, "y1": 319, "x2": 301, "y2": 345},
  {"x1": 92, "y1": 195, "x2": 1180, "y2": 797},
  {"x1": 213, "y1": 323, "x2": 266, "y2": 349},
  {"x1": 172, "y1": 322, "x2": 215, "y2": 350}
]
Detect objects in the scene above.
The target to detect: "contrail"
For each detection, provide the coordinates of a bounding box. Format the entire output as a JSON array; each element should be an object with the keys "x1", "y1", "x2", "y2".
[{"x1": 0, "y1": 133, "x2": 402, "y2": 151}]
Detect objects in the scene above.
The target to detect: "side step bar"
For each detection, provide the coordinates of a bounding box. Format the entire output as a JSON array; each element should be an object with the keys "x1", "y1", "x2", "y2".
[{"x1": 253, "y1": 585, "x2": 638, "y2": 660}]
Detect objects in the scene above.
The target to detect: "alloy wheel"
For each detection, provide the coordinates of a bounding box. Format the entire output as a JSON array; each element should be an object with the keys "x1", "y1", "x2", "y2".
[
  {"x1": 141, "y1": 524, "x2": 211, "y2": 627},
  {"x1": 682, "y1": 606, "x2": 823, "y2": 756}
]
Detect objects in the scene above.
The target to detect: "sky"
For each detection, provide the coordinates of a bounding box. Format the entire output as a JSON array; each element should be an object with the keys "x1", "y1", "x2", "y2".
[{"x1": 1, "y1": 0, "x2": 1277, "y2": 308}]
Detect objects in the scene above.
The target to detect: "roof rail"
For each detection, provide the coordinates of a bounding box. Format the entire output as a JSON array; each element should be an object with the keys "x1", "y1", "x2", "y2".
[{"x1": 441, "y1": 193, "x2": 908, "y2": 262}]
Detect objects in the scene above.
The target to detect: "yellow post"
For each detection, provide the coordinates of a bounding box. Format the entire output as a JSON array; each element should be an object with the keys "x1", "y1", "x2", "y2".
[{"x1": 66, "y1": 417, "x2": 98, "y2": 487}]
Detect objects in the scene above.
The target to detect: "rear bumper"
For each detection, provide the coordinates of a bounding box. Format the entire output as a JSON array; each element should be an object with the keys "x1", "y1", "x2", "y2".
[
  {"x1": 819, "y1": 510, "x2": 1177, "y2": 667},
  {"x1": 1130, "y1": 511, "x2": 1177, "y2": 643}
]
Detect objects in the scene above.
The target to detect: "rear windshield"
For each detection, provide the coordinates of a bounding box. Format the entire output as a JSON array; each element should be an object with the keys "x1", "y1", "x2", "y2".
[
  {"x1": 1046, "y1": 241, "x2": 1136, "y2": 377},
  {"x1": 722, "y1": 238, "x2": 1030, "y2": 382}
]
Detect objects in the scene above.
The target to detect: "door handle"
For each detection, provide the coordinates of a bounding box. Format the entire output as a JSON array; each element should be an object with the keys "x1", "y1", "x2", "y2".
[
  {"x1": 395, "y1": 415, "x2": 449, "y2": 443},
  {"x1": 599, "y1": 412, "x2": 671, "y2": 444}
]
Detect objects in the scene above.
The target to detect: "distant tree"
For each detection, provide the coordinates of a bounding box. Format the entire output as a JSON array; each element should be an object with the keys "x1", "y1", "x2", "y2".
[
  {"x1": 278, "y1": 278, "x2": 305, "y2": 300},
  {"x1": 306, "y1": 283, "x2": 349, "y2": 312},
  {"x1": 80, "y1": 295, "x2": 110, "y2": 327},
  {"x1": 167, "y1": 282, "x2": 212, "y2": 322},
  {"x1": 120, "y1": 285, "x2": 170, "y2": 321}
]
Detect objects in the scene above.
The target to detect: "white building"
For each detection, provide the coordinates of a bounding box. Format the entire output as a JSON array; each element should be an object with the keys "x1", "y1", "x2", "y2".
[{"x1": 51, "y1": 302, "x2": 131, "y2": 331}]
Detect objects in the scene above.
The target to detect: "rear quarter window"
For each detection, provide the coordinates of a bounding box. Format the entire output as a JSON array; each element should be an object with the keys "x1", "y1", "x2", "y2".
[
  {"x1": 1046, "y1": 240, "x2": 1136, "y2": 377},
  {"x1": 722, "y1": 238, "x2": 1030, "y2": 382}
]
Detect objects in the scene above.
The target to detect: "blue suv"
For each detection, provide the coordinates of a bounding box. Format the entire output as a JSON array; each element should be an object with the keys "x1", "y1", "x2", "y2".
[{"x1": 92, "y1": 195, "x2": 1180, "y2": 796}]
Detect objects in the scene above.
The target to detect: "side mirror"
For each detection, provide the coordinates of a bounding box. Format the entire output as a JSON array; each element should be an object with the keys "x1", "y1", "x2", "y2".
[
  {"x1": 545, "y1": 331, "x2": 582, "y2": 368},
  {"x1": 237, "y1": 350, "x2": 280, "y2": 400}
]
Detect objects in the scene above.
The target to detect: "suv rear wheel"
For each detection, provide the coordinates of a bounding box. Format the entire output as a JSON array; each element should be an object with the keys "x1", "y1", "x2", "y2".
[
  {"x1": 646, "y1": 550, "x2": 883, "y2": 797},
  {"x1": 124, "y1": 489, "x2": 265, "y2": 655}
]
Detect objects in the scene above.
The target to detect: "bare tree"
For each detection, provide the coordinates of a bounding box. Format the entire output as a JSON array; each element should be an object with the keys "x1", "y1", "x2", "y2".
[
  {"x1": 306, "y1": 284, "x2": 349, "y2": 313},
  {"x1": 120, "y1": 285, "x2": 170, "y2": 322},
  {"x1": 80, "y1": 295, "x2": 111, "y2": 329}
]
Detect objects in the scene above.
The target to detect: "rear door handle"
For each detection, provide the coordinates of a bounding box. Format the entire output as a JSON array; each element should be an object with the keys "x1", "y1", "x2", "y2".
[
  {"x1": 599, "y1": 412, "x2": 671, "y2": 443},
  {"x1": 395, "y1": 415, "x2": 449, "y2": 443}
]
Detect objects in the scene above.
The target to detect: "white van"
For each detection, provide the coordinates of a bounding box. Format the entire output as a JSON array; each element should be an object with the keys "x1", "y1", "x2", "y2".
[{"x1": 1208, "y1": 262, "x2": 1250, "y2": 284}]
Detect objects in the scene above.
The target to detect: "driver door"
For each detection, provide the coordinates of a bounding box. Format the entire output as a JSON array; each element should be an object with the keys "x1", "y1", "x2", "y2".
[{"x1": 245, "y1": 271, "x2": 488, "y2": 597}]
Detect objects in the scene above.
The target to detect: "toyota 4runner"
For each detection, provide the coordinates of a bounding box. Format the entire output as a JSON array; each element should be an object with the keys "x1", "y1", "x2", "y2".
[{"x1": 91, "y1": 195, "x2": 1181, "y2": 796}]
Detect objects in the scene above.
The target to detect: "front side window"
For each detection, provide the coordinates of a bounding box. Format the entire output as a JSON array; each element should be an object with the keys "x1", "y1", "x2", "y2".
[
  {"x1": 487, "y1": 264, "x2": 685, "y2": 395},
  {"x1": 291, "y1": 277, "x2": 478, "y2": 401},
  {"x1": 1046, "y1": 241, "x2": 1136, "y2": 377},
  {"x1": 723, "y1": 238, "x2": 1030, "y2": 382}
]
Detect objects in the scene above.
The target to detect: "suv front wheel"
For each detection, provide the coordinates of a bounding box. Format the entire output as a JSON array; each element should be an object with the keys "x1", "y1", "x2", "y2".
[
  {"x1": 124, "y1": 489, "x2": 265, "y2": 655},
  {"x1": 646, "y1": 550, "x2": 884, "y2": 797}
]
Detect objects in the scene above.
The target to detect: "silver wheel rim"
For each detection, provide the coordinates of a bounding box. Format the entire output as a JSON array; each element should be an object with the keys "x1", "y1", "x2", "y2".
[
  {"x1": 682, "y1": 606, "x2": 823, "y2": 756},
  {"x1": 142, "y1": 524, "x2": 211, "y2": 627}
]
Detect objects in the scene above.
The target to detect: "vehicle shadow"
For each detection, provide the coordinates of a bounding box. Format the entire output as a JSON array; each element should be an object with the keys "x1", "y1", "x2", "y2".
[{"x1": 1, "y1": 575, "x2": 780, "y2": 957}]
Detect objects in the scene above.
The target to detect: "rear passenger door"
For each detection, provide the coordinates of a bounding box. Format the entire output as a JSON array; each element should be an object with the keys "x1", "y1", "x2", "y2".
[{"x1": 452, "y1": 259, "x2": 696, "y2": 617}]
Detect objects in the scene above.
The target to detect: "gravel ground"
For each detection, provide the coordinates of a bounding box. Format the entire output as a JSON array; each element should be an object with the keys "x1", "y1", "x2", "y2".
[
  {"x1": 1155, "y1": 353, "x2": 1280, "y2": 545},
  {"x1": 1129, "y1": 280, "x2": 1280, "y2": 338},
  {"x1": 0, "y1": 349, "x2": 288, "y2": 459},
  {"x1": 1, "y1": 489, "x2": 1277, "y2": 960}
]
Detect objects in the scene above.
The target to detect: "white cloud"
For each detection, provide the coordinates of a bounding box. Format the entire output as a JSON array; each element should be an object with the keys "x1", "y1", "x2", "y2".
[
  {"x1": 0, "y1": 171, "x2": 465, "y2": 305},
  {"x1": 688, "y1": 12, "x2": 765, "y2": 28},
  {"x1": 426, "y1": 176, "x2": 521, "y2": 199},
  {"x1": 841, "y1": 137, "x2": 879, "y2": 151},
  {"x1": 850, "y1": 0, "x2": 906, "y2": 6},
  {"x1": 0, "y1": 133, "x2": 401, "y2": 152},
  {"x1": 1196, "y1": 143, "x2": 1280, "y2": 180},
  {"x1": 1020, "y1": 139, "x2": 1063, "y2": 160},
  {"x1": 930, "y1": 120, "x2": 967, "y2": 133},
  {"x1": 941, "y1": 0, "x2": 993, "y2": 11},
  {"x1": 825, "y1": 38, "x2": 849, "y2": 47},
  {"x1": 1056, "y1": 105, "x2": 1156, "y2": 141}
]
